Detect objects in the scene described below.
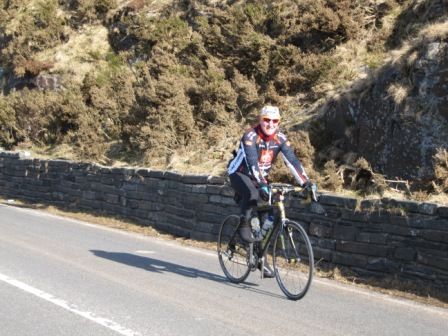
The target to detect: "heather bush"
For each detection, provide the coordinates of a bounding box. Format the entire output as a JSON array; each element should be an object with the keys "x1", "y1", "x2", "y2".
[
  {"x1": 64, "y1": 0, "x2": 118, "y2": 25},
  {"x1": 321, "y1": 160, "x2": 343, "y2": 191},
  {"x1": 1, "y1": 0, "x2": 65, "y2": 75},
  {"x1": 5, "y1": 89, "x2": 53, "y2": 144},
  {"x1": 269, "y1": 130, "x2": 317, "y2": 184},
  {"x1": 1, "y1": 88, "x2": 108, "y2": 161},
  {"x1": 122, "y1": 72, "x2": 197, "y2": 161},
  {"x1": 230, "y1": 69, "x2": 261, "y2": 117},
  {"x1": 0, "y1": 95, "x2": 20, "y2": 148},
  {"x1": 81, "y1": 65, "x2": 135, "y2": 140}
]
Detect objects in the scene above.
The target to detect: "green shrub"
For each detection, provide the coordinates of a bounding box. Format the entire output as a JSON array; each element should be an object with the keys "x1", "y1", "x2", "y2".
[
  {"x1": 244, "y1": 2, "x2": 269, "y2": 29},
  {"x1": 92, "y1": 52, "x2": 126, "y2": 86},
  {"x1": 1, "y1": 0, "x2": 65, "y2": 75},
  {"x1": 0, "y1": 88, "x2": 108, "y2": 161},
  {"x1": 65, "y1": 0, "x2": 117, "y2": 25},
  {"x1": 81, "y1": 63, "x2": 135, "y2": 140},
  {"x1": 0, "y1": 95, "x2": 20, "y2": 148},
  {"x1": 5, "y1": 90, "x2": 50, "y2": 144},
  {"x1": 122, "y1": 72, "x2": 197, "y2": 161}
]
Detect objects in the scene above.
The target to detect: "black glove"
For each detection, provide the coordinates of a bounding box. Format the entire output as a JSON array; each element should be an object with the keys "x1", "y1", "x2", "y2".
[
  {"x1": 303, "y1": 180, "x2": 318, "y2": 202},
  {"x1": 302, "y1": 180, "x2": 313, "y2": 190},
  {"x1": 259, "y1": 182, "x2": 270, "y2": 201}
]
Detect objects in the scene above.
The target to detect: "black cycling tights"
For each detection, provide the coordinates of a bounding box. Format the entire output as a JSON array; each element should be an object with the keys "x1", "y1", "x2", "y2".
[{"x1": 229, "y1": 172, "x2": 259, "y2": 221}]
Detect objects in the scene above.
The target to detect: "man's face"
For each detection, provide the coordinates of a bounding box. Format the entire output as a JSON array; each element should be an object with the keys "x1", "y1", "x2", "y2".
[{"x1": 260, "y1": 116, "x2": 280, "y2": 136}]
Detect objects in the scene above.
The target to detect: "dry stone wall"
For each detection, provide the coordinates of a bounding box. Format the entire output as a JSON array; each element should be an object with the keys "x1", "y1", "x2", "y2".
[{"x1": 0, "y1": 150, "x2": 447, "y2": 289}]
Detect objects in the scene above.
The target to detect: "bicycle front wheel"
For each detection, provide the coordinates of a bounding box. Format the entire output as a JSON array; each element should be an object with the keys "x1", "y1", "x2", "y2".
[
  {"x1": 217, "y1": 215, "x2": 251, "y2": 283},
  {"x1": 273, "y1": 220, "x2": 314, "y2": 300}
]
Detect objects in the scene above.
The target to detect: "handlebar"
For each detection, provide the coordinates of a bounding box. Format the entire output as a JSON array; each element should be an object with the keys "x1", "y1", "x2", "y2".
[{"x1": 270, "y1": 182, "x2": 319, "y2": 202}]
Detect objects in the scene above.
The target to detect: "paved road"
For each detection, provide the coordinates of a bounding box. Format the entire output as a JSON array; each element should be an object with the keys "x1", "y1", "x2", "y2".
[{"x1": 0, "y1": 204, "x2": 447, "y2": 336}]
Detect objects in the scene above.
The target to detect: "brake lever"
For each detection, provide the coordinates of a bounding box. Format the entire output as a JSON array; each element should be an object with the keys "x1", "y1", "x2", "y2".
[{"x1": 310, "y1": 183, "x2": 318, "y2": 202}]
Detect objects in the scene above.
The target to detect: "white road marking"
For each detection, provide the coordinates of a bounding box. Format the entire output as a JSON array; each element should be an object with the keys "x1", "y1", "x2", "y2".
[
  {"x1": 135, "y1": 250, "x2": 156, "y2": 254},
  {"x1": 0, "y1": 272, "x2": 141, "y2": 336}
]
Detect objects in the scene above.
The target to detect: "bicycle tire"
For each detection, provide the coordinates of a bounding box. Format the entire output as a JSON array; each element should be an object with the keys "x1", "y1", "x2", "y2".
[
  {"x1": 273, "y1": 220, "x2": 314, "y2": 300},
  {"x1": 217, "y1": 214, "x2": 251, "y2": 283}
]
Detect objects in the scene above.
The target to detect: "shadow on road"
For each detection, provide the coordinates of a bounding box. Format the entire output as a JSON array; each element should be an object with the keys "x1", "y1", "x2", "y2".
[
  {"x1": 90, "y1": 249, "x2": 227, "y2": 282},
  {"x1": 90, "y1": 250, "x2": 285, "y2": 299}
]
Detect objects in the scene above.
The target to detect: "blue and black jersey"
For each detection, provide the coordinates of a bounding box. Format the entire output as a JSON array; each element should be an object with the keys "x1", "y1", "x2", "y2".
[{"x1": 228, "y1": 125, "x2": 309, "y2": 186}]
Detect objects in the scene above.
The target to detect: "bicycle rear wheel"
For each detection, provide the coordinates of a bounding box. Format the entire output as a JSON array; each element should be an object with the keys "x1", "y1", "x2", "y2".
[
  {"x1": 217, "y1": 215, "x2": 251, "y2": 283},
  {"x1": 273, "y1": 220, "x2": 314, "y2": 300}
]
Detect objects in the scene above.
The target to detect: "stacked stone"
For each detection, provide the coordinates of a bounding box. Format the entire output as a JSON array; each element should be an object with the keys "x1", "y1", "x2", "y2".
[
  {"x1": 0, "y1": 151, "x2": 235, "y2": 242},
  {"x1": 290, "y1": 194, "x2": 448, "y2": 287}
]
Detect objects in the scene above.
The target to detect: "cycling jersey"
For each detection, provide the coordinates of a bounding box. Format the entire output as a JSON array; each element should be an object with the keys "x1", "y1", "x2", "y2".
[{"x1": 228, "y1": 125, "x2": 309, "y2": 185}]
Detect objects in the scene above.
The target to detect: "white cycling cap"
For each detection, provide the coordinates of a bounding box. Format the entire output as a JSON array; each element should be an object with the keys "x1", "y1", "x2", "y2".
[{"x1": 260, "y1": 105, "x2": 281, "y2": 119}]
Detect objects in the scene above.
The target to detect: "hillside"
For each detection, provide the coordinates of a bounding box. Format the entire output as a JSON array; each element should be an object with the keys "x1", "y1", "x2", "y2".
[{"x1": 0, "y1": 0, "x2": 447, "y2": 200}]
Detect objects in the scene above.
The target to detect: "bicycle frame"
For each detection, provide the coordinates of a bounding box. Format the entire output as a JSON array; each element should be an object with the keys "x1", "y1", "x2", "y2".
[{"x1": 250, "y1": 188, "x2": 295, "y2": 275}]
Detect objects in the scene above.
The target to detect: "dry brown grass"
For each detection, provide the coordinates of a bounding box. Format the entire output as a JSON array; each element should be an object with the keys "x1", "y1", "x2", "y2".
[
  {"x1": 387, "y1": 83, "x2": 409, "y2": 105},
  {"x1": 35, "y1": 24, "x2": 111, "y2": 86},
  {"x1": 315, "y1": 263, "x2": 448, "y2": 309},
  {"x1": 420, "y1": 21, "x2": 448, "y2": 40},
  {"x1": 321, "y1": 160, "x2": 343, "y2": 192}
]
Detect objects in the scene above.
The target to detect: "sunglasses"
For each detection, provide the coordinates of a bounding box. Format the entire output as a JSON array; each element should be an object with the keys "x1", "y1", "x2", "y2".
[{"x1": 262, "y1": 118, "x2": 280, "y2": 124}]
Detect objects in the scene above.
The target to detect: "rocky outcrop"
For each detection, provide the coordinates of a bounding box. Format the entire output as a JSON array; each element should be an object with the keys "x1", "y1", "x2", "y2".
[
  {"x1": 32, "y1": 74, "x2": 62, "y2": 91},
  {"x1": 1, "y1": 72, "x2": 62, "y2": 93},
  {"x1": 315, "y1": 33, "x2": 448, "y2": 181}
]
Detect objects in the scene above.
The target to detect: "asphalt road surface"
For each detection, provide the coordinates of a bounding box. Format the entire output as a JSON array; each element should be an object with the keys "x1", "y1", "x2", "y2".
[{"x1": 0, "y1": 204, "x2": 447, "y2": 336}]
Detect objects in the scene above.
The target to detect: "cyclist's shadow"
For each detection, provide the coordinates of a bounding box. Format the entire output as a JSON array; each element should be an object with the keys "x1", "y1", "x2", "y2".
[
  {"x1": 90, "y1": 249, "x2": 226, "y2": 282},
  {"x1": 90, "y1": 249, "x2": 284, "y2": 299}
]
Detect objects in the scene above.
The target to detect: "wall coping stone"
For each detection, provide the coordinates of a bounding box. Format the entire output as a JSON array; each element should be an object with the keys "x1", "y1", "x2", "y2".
[
  {"x1": 181, "y1": 174, "x2": 209, "y2": 184},
  {"x1": 48, "y1": 159, "x2": 72, "y2": 165},
  {"x1": 207, "y1": 176, "x2": 227, "y2": 184},
  {"x1": 381, "y1": 198, "x2": 420, "y2": 213},
  {"x1": 136, "y1": 168, "x2": 151, "y2": 177},
  {"x1": 148, "y1": 170, "x2": 165, "y2": 178},
  {"x1": 164, "y1": 171, "x2": 183, "y2": 181},
  {"x1": 99, "y1": 167, "x2": 113, "y2": 174},
  {"x1": 0, "y1": 150, "x2": 28, "y2": 158},
  {"x1": 319, "y1": 194, "x2": 358, "y2": 209},
  {"x1": 418, "y1": 203, "x2": 439, "y2": 215}
]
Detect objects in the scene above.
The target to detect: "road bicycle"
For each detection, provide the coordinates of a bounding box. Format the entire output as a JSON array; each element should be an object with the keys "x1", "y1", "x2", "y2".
[{"x1": 217, "y1": 183, "x2": 319, "y2": 300}]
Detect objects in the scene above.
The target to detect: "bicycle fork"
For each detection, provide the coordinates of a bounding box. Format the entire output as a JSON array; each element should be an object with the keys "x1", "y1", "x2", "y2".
[{"x1": 279, "y1": 224, "x2": 301, "y2": 264}]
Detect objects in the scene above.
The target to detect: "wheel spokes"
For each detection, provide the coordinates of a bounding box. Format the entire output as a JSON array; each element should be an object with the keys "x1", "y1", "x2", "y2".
[{"x1": 274, "y1": 221, "x2": 314, "y2": 300}]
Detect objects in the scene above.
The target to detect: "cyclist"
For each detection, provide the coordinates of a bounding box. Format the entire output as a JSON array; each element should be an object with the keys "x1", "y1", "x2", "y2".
[{"x1": 227, "y1": 105, "x2": 312, "y2": 277}]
